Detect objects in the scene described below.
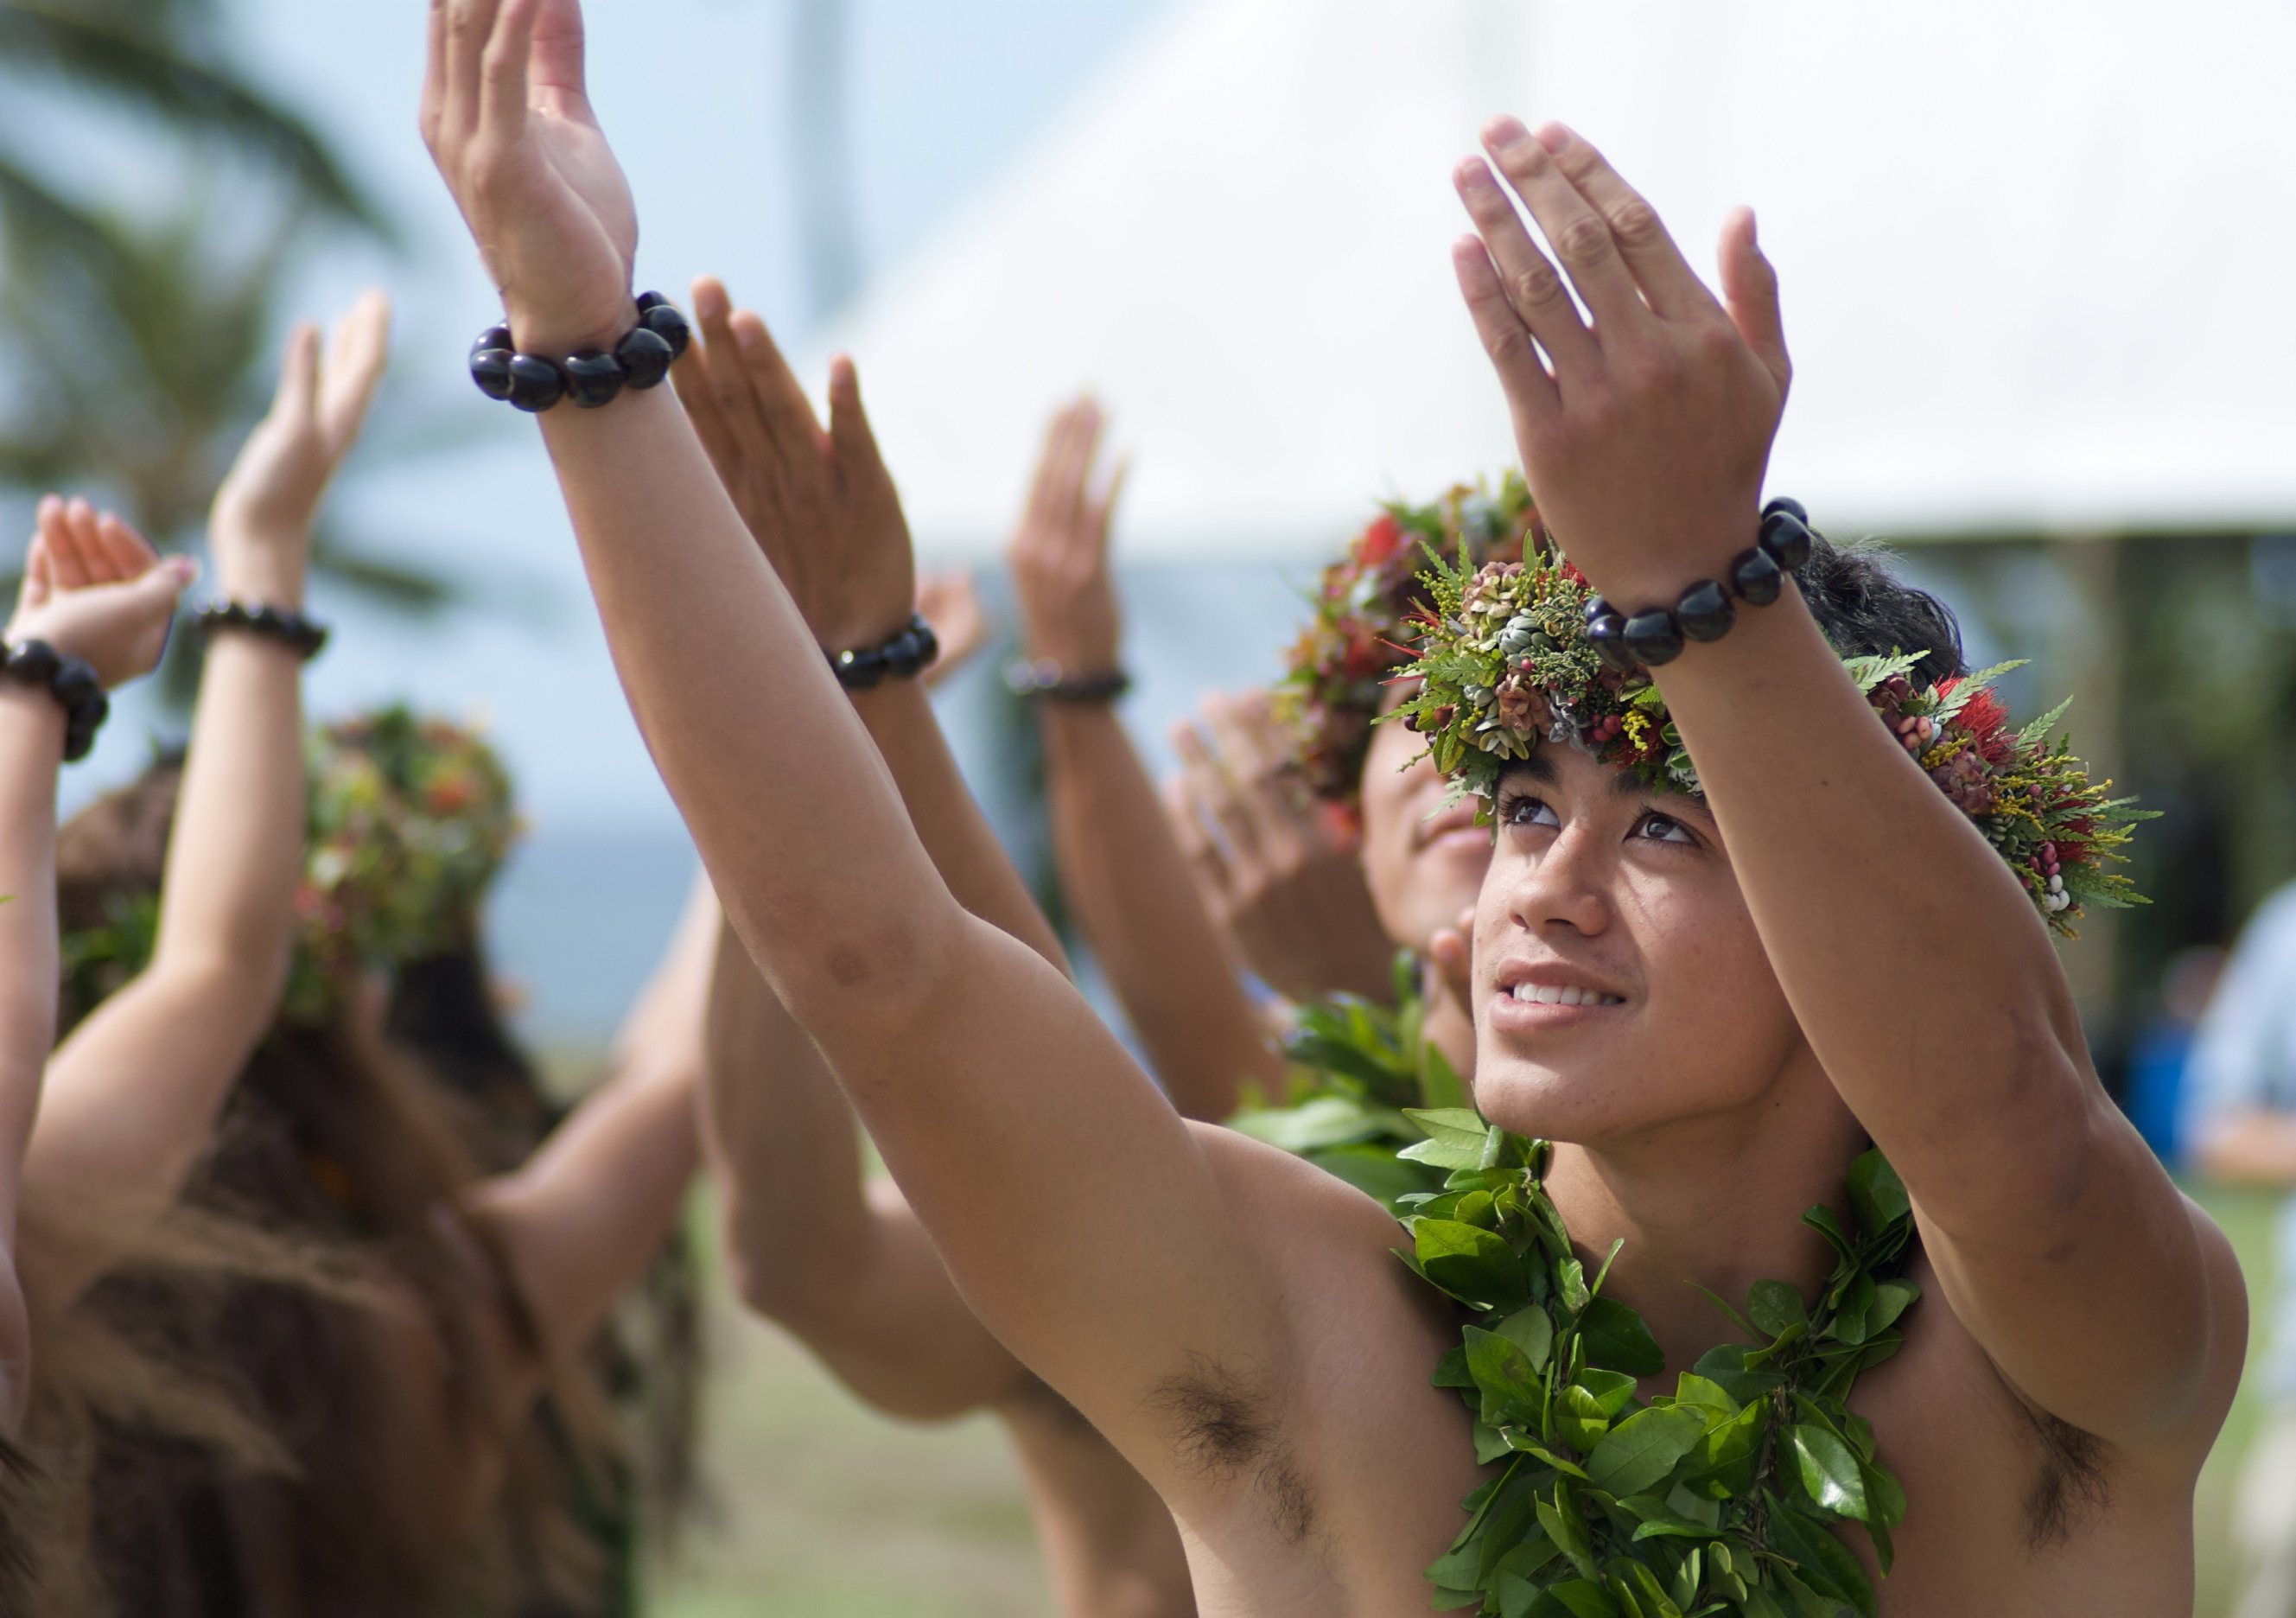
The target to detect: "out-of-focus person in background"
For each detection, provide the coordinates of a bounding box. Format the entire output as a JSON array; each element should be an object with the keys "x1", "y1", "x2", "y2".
[
  {"x1": 63, "y1": 712, "x2": 717, "y2": 1618},
  {"x1": 676, "y1": 277, "x2": 1198, "y2": 1618},
  {"x1": 2188, "y1": 884, "x2": 2296, "y2": 1618},
  {"x1": 1009, "y1": 417, "x2": 1527, "y2": 1131}
]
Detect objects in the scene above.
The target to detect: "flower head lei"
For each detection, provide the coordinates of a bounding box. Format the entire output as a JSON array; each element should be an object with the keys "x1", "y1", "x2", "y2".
[
  {"x1": 63, "y1": 707, "x2": 523, "y2": 1022},
  {"x1": 1389, "y1": 531, "x2": 2151, "y2": 935},
  {"x1": 1275, "y1": 475, "x2": 1540, "y2": 827}
]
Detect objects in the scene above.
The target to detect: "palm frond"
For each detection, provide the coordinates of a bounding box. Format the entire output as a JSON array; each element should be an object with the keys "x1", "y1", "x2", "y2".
[{"x1": 0, "y1": 2, "x2": 390, "y2": 237}]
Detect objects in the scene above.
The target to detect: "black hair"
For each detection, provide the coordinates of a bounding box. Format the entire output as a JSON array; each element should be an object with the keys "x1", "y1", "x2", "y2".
[{"x1": 1793, "y1": 531, "x2": 1966, "y2": 686}]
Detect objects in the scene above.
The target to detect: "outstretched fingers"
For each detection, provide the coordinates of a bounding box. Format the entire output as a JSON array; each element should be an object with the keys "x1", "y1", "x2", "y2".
[
  {"x1": 824, "y1": 355, "x2": 891, "y2": 494},
  {"x1": 1453, "y1": 156, "x2": 1592, "y2": 389},
  {"x1": 733, "y1": 310, "x2": 828, "y2": 462},
  {"x1": 477, "y1": 0, "x2": 540, "y2": 152},
  {"x1": 1476, "y1": 117, "x2": 1648, "y2": 341},
  {"x1": 690, "y1": 282, "x2": 779, "y2": 481},
  {"x1": 1452, "y1": 233, "x2": 1558, "y2": 422},
  {"x1": 270, "y1": 322, "x2": 322, "y2": 431},
  {"x1": 41, "y1": 500, "x2": 92, "y2": 590},
  {"x1": 92, "y1": 513, "x2": 157, "y2": 583},
  {"x1": 441, "y1": 0, "x2": 507, "y2": 146},
  {"x1": 1539, "y1": 126, "x2": 1713, "y2": 321},
  {"x1": 1719, "y1": 207, "x2": 1790, "y2": 394},
  {"x1": 320, "y1": 292, "x2": 394, "y2": 450}
]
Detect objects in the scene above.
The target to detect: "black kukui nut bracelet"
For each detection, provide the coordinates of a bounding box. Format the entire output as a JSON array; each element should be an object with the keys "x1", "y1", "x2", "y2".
[
  {"x1": 830, "y1": 613, "x2": 940, "y2": 691},
  {"x1": 470, "y1": 293, "x2": 693, "y2": 415},
  {"x1": 1004, "y1": 659, "x2": 1133, "y2": 702},
  {"x1": 2, "y1": 638, "x2": 108, "y2": 762},
  {"x1": 194, "y1": 600, "x2": 330, "y2": 661},
  {"x1": 1594, "y1": 497, "x2": 1815, "y2": 671}
]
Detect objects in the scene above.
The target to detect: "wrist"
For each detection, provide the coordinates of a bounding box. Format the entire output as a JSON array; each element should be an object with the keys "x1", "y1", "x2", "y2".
[{"x1": 213, "y1": 547, "x2": 308, "y2": 609}]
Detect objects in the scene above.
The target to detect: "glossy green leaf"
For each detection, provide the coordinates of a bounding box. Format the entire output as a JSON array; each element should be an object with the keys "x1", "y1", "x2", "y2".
[
  {"x1": 1845, "y1": 1150, "x2": 1910, "y2": 1238},
  {"x1": 1580, "y1": 1296, "x2": 1666, "y2": 1376},
  {"x1": 1558, "y1": 1384, "x2": 1613, "y2": 1452},
  {"x1": 1548, "y1": 1578, "x2": 1625, "y2": 1618},
  {"x1": 1579, "y1": 1367, "x2": 1641, "y2": 1417},
  {"x1": 1467, "y1": 1326, "x2": 1548, "y2": 1430},
  {"x1": 1765, "y1": 1496, "x2": 1876, "y2": 1617},
  {"x1": 1415, "y1": 1219, "x2": 1530, "y2": 1309},
  {"x1": 1789, "y1": 1424, "x2": 1869, "y2": 1520},
  {"x1": 1671, "y1": 1374, "x2": 1740, "y2": 1419},
  {"x1": 1496, "y1": 1304, "x2": 1556, "y2": 1372},
  {"x1": 1746, "y1": 1280, "x2": 1806, "y2": 1338},
  {"x1": 1866, "y1": 1279, "x2": 1918, "y2": 1336},
  {"x1": 1587, "y1": 1406, "x2": 1708, "y2": 1500}
]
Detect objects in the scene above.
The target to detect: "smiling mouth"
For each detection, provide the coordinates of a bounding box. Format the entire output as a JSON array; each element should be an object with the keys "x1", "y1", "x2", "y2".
[{"x1": 1505, "y1": 983, "x2": 1625, "y2": 1008}]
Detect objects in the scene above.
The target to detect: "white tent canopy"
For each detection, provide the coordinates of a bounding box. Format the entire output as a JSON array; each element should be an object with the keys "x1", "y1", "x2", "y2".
[{"x1": 825, "y1": 0, "x2": 2296, "y2": 559}]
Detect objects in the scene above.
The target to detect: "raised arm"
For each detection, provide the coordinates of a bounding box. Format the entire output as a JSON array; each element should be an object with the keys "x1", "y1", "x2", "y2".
[
  {"x1": 25, "y1": 298, "x2": 390, "y2": 1303},
  {"x1": 1450, "y1": 118, "x2": 2238, "y2": 1449},
  {"x1": 463, "y1": 868, "x2": 716, "y2": 1363},
  {"x1": 671, "y1": 276, "x2": 1065, "y2": 971},
  {"x1": 421, "y1": 0, "x2": 1284, "y2": 1474},
  {"x1": 1005, "y1": 402, "x2": 1273, "y2": 1118},
  {"x1": 0, "y1": 509, "x2": 189, "y2": 1423}
]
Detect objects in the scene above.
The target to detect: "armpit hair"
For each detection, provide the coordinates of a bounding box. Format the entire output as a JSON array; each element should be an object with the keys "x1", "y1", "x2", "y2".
[
  {"x1": 2017, "y1": 1400, "x2": 2111, "y2": 1547},
  {"x1": 1148, "y1": 1354, "x2": 1316, "y2": 1542}
]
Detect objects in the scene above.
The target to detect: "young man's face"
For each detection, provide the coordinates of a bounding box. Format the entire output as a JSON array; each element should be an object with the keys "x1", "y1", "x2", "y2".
[
  {"x1": 1358, "y1": 695, "x2": 1492, "y2": 955},
  {"x1": 1469, "y1": 743, "x2": 1807, "y2": 1141}
]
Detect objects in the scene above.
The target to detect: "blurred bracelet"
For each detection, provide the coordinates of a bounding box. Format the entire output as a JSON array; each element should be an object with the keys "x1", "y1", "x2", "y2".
[
  {"x1": 0, "y1": 639, "x2": 107, "y2": 762},
  {"x1": 1004, "y1": 659, "x2": 1130, "y2": 703},
  {"x1": 469, "y1": 293, "x2": 693, "y2": 414},
  {"x1": 830, "y1": 614, "x2": 939, "y2": 691},
  {"x1": 194, "y1": 600, "x2": 329, "y2": 661}
]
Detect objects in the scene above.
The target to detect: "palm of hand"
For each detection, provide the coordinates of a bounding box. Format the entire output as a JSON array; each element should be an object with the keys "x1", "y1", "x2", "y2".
[
  {"x1": 10, "y1": 574, "x2": 176, "y2": 689},
  {"x1": 496, "y1": 99, "x2": 636, "y2": 343},
  {"x1": 424, "y1": 2, "x2": 636, "y2": 354}
]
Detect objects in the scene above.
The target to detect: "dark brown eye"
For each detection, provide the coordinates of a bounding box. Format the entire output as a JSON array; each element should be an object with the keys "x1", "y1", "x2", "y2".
[
  {"x1": 1498, "y1": 792, "x2": 1560, "y2": 831},
  {"x1": 1634, "y1": 812, "x2": 1695, "y2": 846}
]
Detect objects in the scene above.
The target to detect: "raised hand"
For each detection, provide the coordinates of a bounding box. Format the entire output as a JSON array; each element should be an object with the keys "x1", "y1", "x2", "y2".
[
  {"x1": 420, "y1": 0, "x2": 638, "y2": 355},
  {"x1": 210, "y1": 292, "x2": 393, "y2": 605},
  {"x1": 1452, "y1": 118, "x2": 1790, "y2": 605},
  {"x1": 1007, "y1": 398, "x2": 1127, "y2": 677},
  {"x1": 1164, "y1": 691, "x2": 1394, "y2": 1006},
  {"x1": 671, "y1": 276, "x2": 914, "y2": 650},
  {"x1": 7, "y1": 498, "x2": 194, "y2": 689},
  {"x1": 914, "y1": 570, "x2": 989, "y2": 689}
]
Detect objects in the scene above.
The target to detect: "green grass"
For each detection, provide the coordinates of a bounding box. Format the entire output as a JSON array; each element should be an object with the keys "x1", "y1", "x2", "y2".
[{"x1": 642, "y1": 1181, "x2": 2290, "y2": 1616}]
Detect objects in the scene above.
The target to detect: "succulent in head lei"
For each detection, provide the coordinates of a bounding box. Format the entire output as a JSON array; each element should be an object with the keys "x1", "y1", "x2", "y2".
[
  {"x1": 1388, "y1": 535, "x2": 2152, "y2": 935},
  {"x1": 62, "y1": 706, "x2": 522, "y2": 1024},
  {"x1": 1275, "y1": 476, "x2": 1540, "y2": 830}
]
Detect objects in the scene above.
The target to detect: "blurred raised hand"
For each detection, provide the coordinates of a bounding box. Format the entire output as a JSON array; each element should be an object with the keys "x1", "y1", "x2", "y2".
[
  {"x1": 210, "y1": 292, "x2": 392, "y2": 605},
  {"x1": 419, "y1": 0, "x2": 639, "y2": 356},
  {"x1": 671, "y1": 276, "x2": 915, "y2": 651},
  {"x1": 1164, "y1": 690, "x2": 1394, "y2": 1006},
  {"x1": 1007, "y1": 398, "x2": 1126, "y2": 677},
  {"x1": 7, "y1": 498, "x2": 194, "y2": 690},
  {"x1": 914, "y1": 570, "x2": 989, "y2": 689}
]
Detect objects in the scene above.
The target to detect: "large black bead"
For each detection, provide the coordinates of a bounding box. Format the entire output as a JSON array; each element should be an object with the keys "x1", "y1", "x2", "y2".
[
  {"x1": 68, "y1": 691, "x2": 108, "y2": 731},
  {"x1": 882, "y1": 629, "x2": 926, "y2": 678},
  {"x1": 1762, "y1": 495, "x2": 1808, "y2": 526},
  {"x1": 1675, "y1": 578, "x2": 1737, "y2": 642},
  {"x1": 835, "y1": 646, "x2": 886, "y2": 690},
  {"x1": 470, "y1": 346, "x2": 516, "y2": 402},
  {"x1": 1586, "y1": 608, "x2": 1638, "y2": 672},
  {"x1": 4, "y1": 639, "x2": 60, "y2": 685},
  {"x1": 615, "y1": 326, "x2": 677, "y2": 390},
  {"x1": 61, "y1": 719, "x2": 96, "y2": 764},
  {"x1": 505, "y1": 354, "x2": 567, "y2": 413},
  {"x1": 640, "y1": 300, "x2": 692, "y2": 360},
  {"x1": 1729, "y1": 545, "x2": 1784, "y2": 605},
  {"x1": 1759, "y1": 509, "x2": 1812, "y2": 572},
  {"x1": 49, "y1": 658, "x2": 99, "y2": 709},
  {"x1": 1622, "y1": 608, "x2": 1686, "y2": 666},
  {"x1": 563, "y1": 349, "x2": 628, "y2": 410},
  {"x1": 1583, "y1": 593, "x2": 1616, "y2": 627},
  {"x1": 472, "y1": 325, "x2": 512, "y2": 360}
]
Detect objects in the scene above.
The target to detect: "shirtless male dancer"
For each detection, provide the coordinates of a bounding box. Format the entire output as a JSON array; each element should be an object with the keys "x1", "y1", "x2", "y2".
[{"x1": 422, "y1": 3, "x2": 2243, "y2": 1608}]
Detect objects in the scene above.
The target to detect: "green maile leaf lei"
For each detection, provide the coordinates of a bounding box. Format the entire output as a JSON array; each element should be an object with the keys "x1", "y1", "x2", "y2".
[{"x1": 1396, "y1": 1118, "x2": 1919, "y2": 1618}]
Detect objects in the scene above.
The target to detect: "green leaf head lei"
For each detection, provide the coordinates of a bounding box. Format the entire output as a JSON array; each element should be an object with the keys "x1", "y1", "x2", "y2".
[
  {"x1": 62, "y1": 705, "x2": 522, "y2": 1024},
  {"x1": 1387, "y1": 532, "x2": 2153, "y2": 936},
  {"x1": 1275, "y1": 475, "x2": 1541, "y2": 836}
]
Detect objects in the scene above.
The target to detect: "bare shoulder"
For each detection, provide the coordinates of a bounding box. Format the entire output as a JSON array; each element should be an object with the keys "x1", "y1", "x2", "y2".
[{"x1": 1852, "y1": 1215, "x2": 2241, "y2": 1614}]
